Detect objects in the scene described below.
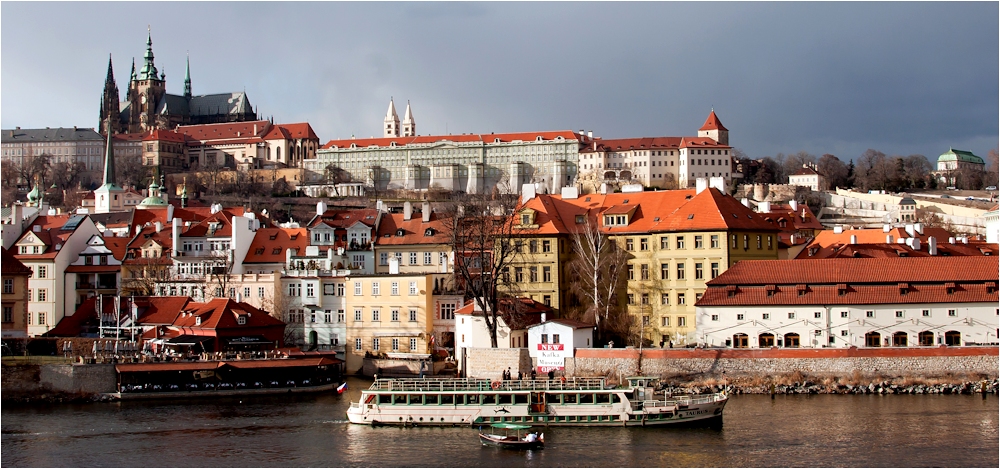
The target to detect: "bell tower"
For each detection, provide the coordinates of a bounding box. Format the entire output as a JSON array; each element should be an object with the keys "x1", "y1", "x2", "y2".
[
  {"x1": 131, "y1": 27, "x2": 167, "y2": 132},
  {"x1": 384, "y1": 97, "x2": 400, "y2": 137},
  {"x1": 401, "y1": 101, "x2": 416, "y2": 137}
]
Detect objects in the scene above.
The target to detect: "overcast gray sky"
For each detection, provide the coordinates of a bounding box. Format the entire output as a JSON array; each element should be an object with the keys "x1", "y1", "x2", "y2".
[{"x1": 2, "y1": 2, "x2": 997, "y2": 163}]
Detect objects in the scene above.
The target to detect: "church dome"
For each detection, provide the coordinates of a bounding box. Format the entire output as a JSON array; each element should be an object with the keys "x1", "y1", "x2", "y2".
[
  {"x1": 27, "y1": 184, "x2": 40, "y2": 203},
  {"x1": 137, "y1": 195, "x2": 167, "y2": 209}
]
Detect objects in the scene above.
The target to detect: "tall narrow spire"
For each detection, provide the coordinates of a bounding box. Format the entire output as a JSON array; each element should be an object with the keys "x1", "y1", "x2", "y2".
[
  {"x1": 99, "y1": 55, "x2": 121, "y2": 134},
  {"x1": 139, "y1": 26, "x2": 159, "y2": 81},
  {"x1": 384, "y1": 97, "x2": 400, "y2": 137},
  {"x1": 183, "y1": 53, "x2": 192, "y2": 98},
  {"x1": 104, "y1": 54, "x2": 116, "y2": 88},
  {"x1": 101, "y1": 121, "x2": 118, "y2": 188},
  {"x1": 402, "y1": 100, "x2": 416, "y2": 137},
  {"x1": 130, "y1": 58, "x2": 136, "y2": 82}
]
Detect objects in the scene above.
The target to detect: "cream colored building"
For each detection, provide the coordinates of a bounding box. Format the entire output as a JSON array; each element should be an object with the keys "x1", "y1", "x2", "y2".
[{"x1": 344, "y1": 273, "x2": 435, "y2": 373}]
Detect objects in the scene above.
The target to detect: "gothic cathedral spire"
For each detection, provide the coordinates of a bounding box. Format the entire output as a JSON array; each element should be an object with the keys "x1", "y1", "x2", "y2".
[
  {"x1": 99, "y1": 55, "x2": 121, "y2": 135},
  {"x1": 184, "y1": 53, "x2": 192, "y2": 99}
]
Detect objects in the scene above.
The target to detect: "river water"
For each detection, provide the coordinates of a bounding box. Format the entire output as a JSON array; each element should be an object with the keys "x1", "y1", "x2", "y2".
[{"x1": 2, "y1": 377, "x2": 997, "y2": 467}]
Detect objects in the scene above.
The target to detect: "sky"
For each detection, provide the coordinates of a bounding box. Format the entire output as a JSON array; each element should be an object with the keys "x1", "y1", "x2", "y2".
[{"x1": 2, "y1": 2, "x2": 997, "y2": 163}]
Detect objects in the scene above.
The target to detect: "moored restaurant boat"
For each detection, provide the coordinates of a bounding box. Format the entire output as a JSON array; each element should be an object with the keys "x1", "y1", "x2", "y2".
[{"x1": 346, "y1": 376, "x2": 727, "y2": 426}]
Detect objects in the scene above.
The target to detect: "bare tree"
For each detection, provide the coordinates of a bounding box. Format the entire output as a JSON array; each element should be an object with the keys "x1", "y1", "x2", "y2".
[
  {"x1": 854, "y1": 149, "x2": 887, "y2": 191},
  {"x1": 48, "y1": 161, "x2": 86, "y2": 191},
  {"x1": 15, "y1": 153, "x2": 51, "y2": 189},
  {"x1": 444, "y1": 186, "x2": 520, "y2": 348},
  {"x1": 115, "y1": 153, "x2": 147, "y2": 190},
  {"x1": 817, "y1": 154, "x2": 849, "y2": 190},
  {"x1": 782, "y1": 151, "x2": 817, "y2": 181},
  {"x1": 324, "y1": 164, "x2": 351, "y2": 196},
  {"x1": 901, "y1": 154, "x2": 932, "y2": 189},
  {"x1": 567, "y1": 212, "x2": 629, "y2": 342},
  {"x1": 984, "y1": 149, "x2": 999, "y2": 189},
  {"x1": 1, "y1": 162, "x2": 20, "y2": 204}
]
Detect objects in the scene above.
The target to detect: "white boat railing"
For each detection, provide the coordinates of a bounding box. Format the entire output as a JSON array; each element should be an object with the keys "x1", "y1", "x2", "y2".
[{"x1": 368, "y1": 377, "x2": 608, "y2": 392}]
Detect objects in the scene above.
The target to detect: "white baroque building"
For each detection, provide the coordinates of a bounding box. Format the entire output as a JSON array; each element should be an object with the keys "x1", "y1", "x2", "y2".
[{"x1": 695, "y1": 257, "x2": 999, "y2": 348}]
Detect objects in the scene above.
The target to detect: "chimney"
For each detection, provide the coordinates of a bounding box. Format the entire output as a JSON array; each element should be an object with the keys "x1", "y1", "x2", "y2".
[
  {"x1": 541, "y1": 312, "x2": 547, "y2": 323},
  {"x1": 33, "y1": 225, "x2": 41, "y2": 232},
  {"x1": 789, "y1": 200, "x2": 798, "y2": 211},
  {"x1": 521, "y1": 183, "x2": 536, "y2": 204},
  {"x1": 560, "y1": 186, "x2": 579, "y2": 199},
  {"x1": 850, "y1": 235, "x2": 857, "y2": 244},
  {"x1": 928, "y1": 236, "x2": 937, "y2": 255},
  {"x1": 914, "y1": 223, "x2": 924, "y2": 235},
  {"x1": 883, "y1": 224, "x2": 891, "y2": 233},
  {"x1": 154, "y1": 221, "x2": 163, "y2": 233},
  {"x1": 962, "y1": 237, "x2": 968, "y2": 244},
  {"x1": 948, "y1": 237, "x2": 956, "y2": 244},
  {"x1": 579, "y1": 129, "x2": 585, "y2": 136},
  {"x1": 911, "y1": 238, "x2": 921, "y2": 251},
  {"x1": 741, "y1": 198, "x2": 750, "y2": 208},
  {"x1": 166, "y1": 204, "x2": 174, "y2": 223},
  {"x1": 709, "y1": 176, "x2": 725, "y2": 192},
  {"x1": 316, "y1": 201, "x2": 327, "y2": 217},
  {"x1": 760, "y1": 201, "x2": 771, "y2": 213},
  {"x1": 904, "y1": 224, "x2": 915, "y2": 237},
  {"x1": 171, "y1": 217, "x2": 182, "y2": 256},
  {"x1": 588, "y1": 131, "x2": 593, "y2": 139},
  {"x1": 886, "y1": 234, "x2": 893, "y2": 243},
  {"x1": 254, "y1": 124, "x2": 257, "y2": 135},
  {"x1": 403, "y1": 201, "x2": 412, "y2": 221},
  {"x1": 834, "y1": 225, "x2": 844, "y2": 234},
  {"x1": 422, "y1": 202, "x2": 431, "y2": 222},
  {"x1": 695, "y1": 178, "x2": 708, "y2": 194}
]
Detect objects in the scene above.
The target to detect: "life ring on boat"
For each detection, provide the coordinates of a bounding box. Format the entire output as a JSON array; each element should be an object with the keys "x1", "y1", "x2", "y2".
[{"x1": 491, "y1": 381, "x2": 501, "y2": 390}]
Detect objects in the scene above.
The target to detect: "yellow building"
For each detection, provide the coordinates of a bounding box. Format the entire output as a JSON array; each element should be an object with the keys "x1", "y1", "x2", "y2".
[
  {"x1": 2, "y1": 247, "x2": 32, "y2": 338},
  {"x1": 344, "y1": 273, "x2": 435, "y2": 373},
  {"x1": 373, "y1": 204, "x2": 454, "y2": 275},
  {"x1": 506, "y1": 204, "x2": 571, "y2": 312},
  {"x1": 514, "y1": 183, "x2": 780, "y2": 345}
]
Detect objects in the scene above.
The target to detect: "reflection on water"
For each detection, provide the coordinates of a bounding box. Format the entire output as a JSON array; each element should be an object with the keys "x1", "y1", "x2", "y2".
[{"x1": 2, "y1": 378, "x2": 997, "y2": 467}]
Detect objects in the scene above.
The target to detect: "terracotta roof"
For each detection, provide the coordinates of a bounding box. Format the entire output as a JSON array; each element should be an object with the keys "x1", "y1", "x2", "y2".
[
  {"x1": 244, "y1": 228, "x2": 309, "y2": 264},
  {"x1": 15, "y1": 214, "x2": 84, "y2": 260},
  {"x1": 275, "y1": 123, "x2": 318, "y2": 141},
  {"x1": 799, "y1": 226, "x2": 958, "y2": 259},
  {"x1": 173, "y1": 298, "x2": 285, "y2": 330},
  {"x1": 375, "y1": 212, "x2": 451, "y2": 246},
  {"x1": 143, "y1": 129, "x2": 188, "y2": 143},
  {"x1": 823, "y1": 243, "x2": 998, "y2": 259},
  {"x1": 791, "y1": 167, "x2": 820, "y2": 176},
  {"x1": 176, "y1": 120, "x2": 270, "y2": 143},
  {"x1": 1, "y1": 247, "x2": 31, "y2": 275},
  {"x1": 698, "y1": 282, "x2": 997, "y2": 307},
  {"x1": 136, "y1": 296, "x2": 195, "y2": 325},
  {"x1": 113, "y1": 133, "x2": 147, "y2": 142},
  {"x1": 679, "y1": 136, "x2": 730, "y2": 148},
  {"x1": 584, "y1": 137, "x2": 684, "y2": 153},
  {"x1": 307, "y1": 208, "x2": 379, "y2": 230},
  {"x1": 706, "y1": 257, "x2": 999, "y2": 286},
  {"x1": 321, "y1": 130, "x2": 579, "y2": 150},
  {"x1": 698, "y1": 110, "x2": 728, "y2": 132}
]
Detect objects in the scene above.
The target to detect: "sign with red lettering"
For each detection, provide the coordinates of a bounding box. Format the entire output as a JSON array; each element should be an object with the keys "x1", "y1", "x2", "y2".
[{"x1": 537, "y1": 343, "x2": 564, "y2": 351}]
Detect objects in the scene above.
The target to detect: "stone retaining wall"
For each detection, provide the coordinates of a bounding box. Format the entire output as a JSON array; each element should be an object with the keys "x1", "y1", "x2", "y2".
[
  {"x1": 2, "y1": 363, "x2": 116, "y2": 401},
  {"x1": 464, "y1": 347, "x2": 999, "y2": 380}
]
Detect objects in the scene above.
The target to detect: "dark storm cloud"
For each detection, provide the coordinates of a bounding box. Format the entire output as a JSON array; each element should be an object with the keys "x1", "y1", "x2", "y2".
[{"x1": 2, "y1": 2, "x2": 996, "y2": 162}]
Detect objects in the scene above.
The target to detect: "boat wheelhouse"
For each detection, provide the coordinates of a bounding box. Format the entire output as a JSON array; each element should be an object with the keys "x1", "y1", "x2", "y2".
[{"x1": 346, "y1": 376, "x2": 727, "y2": 427}]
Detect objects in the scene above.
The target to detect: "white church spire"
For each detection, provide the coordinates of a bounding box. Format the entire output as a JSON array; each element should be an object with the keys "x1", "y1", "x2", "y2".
[
  {"x1": 384, "y1": 97, "x2": 400, "y2": 137},
  {"x1": 402, "y1": 100, "x2": 415, "y2": 137}
]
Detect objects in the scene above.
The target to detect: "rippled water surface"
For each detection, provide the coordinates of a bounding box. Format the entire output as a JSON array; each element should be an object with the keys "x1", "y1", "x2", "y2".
[{"x1": 3, "y1": 378, "x2": 997, "y2": 467}]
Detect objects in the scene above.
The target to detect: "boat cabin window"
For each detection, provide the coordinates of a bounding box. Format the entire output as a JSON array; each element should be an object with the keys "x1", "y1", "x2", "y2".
[
  {"x1": 564, "y1": 393, "x2": 578, "y2": 404},
  {"x1": 467, "y1": 394, "x2": 480, "y2": 405},
  {"x1": 481, "y1": 394, "x2": 497, "y2": 405},
  {"x1": 441, "y1": 394, "x2": 454, "y2": 405},
  {"x1": 424, "y1": 394, "x2": 439, "y2": 405},
  {"x1": 513, "y1": 394, "x2": 528, "y2": 405},
  {"x1": 579, "y1": 393, "x2": 595, "y2": 404},
  {"x1": 595, "y1": 393, "x2": 611, "y2": 404},
  {"x1": 612, "y1": 394, "x2": 622, "y2": 403},
  {"x1": 379, "y1": 394, "x2": 392, "y2": 404},
  {"x1": 545, "y1": 393, "x2": 562, "y2": 404},
  {"x1": 497, "y1": 394, "x2": 513, "y2": 405},
  {"x1": 394, "y1": 394, "x2": 407, "y2": 404}
]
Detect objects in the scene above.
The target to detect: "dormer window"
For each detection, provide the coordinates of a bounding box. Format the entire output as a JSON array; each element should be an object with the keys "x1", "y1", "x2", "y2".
[
  {"x1": 237, "y1": 315, "x2": 246, "y2": 325},
  {"x1": 195, "y1": 316, "x2": 202, "y2": 326},
  {"x1": 424, "y1": 228, "x2": 435, "y2": 236},
  {"x1": 575, "y1": 215, "x2": 585, "y2": 224},
  {"x1": 396, "y1": 229, "x2": 405, "y2": 237}
]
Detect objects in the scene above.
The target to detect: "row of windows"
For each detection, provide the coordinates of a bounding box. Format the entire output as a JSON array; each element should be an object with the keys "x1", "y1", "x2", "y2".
[
  {"x1": 379, "y1": 252, "x2": 448, "y2": 266},
  {"x1": 352, "y1": 308, "x2": 420, "y2": 323},
  {"x1": 505, "y1": 265, "x2": 554, "y2": 283},
  {"x1": 626, "y1": 262, "x2": 720, "y2": 281},
  {"x1": 723, "y1": 309, "x2": 963, "y2": 322},
  {"x1": 355, "y1": 337, "x2": 419, "y2": 351},
  {"x1": 27, "y1": 288, "x2": 48, "y2": 302},
  {"x1": 628, "y1": 292, "x2": 701, "y2": 307},
  {"x1": 349, "y1": 281, "x2": 420, "y2": 297}
]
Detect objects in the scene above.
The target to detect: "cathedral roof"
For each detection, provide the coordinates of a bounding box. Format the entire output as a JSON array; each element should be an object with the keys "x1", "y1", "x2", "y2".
[{"x1": 188, "y1": 92, "x2": 253, "y2": 117}]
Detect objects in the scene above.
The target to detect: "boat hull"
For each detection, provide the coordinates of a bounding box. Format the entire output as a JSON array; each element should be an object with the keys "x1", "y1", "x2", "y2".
[{"x1": 479, "y1": 433, "x2": 543, "y2": 449}]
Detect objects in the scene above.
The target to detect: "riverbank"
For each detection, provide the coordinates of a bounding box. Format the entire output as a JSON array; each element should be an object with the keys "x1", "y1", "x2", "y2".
[{"x1": 657, "y1": 373, "x2": 999, "y2": 395}]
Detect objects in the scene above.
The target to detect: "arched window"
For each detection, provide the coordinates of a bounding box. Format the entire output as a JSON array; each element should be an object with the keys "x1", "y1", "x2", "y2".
[
  {"x1": 892, "y1": 331, "x2": 908, "y2": 347},
  {"x1": 865, "y1": 332, "x2": 881, "y2": 347},
  {"x1": 758, "y1": 333, "x2": 775, "y2": 347},
  {"x1": 783, "y1": 333, "x2": 800, "y2": 348},
  {"x1": 732, "y1": 333, "x2": 748, "y2": 348},
  {"x1": 945, "y1": 330, "x2": 961, "y2": 346},
  {"x1": 309, "y1": 330, "x2": 318, "y2": 346},
  {"x1": 276, "y1": 146, "x2": 282, "y2": 161},
  {"x1": 918, "y1": 331, "x2": 934, "y2": 346}
]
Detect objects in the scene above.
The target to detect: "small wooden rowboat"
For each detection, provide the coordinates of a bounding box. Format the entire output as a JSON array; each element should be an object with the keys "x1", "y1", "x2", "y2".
[{"x1": 478, "y1": 423, "x2": 544, "y2": 449}]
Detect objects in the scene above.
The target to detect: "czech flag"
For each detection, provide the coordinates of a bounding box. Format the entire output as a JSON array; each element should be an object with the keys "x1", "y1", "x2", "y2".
[{"x1": 337, "y1": 382, "x2": 348, "y2": 394}]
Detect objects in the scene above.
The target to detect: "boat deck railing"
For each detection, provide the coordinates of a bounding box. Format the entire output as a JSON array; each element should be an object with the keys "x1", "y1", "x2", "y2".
[
  {"x1": 640, "y1": 393, "x2": 726, "y2": 409},
  {"x1": 368, "y1": 377, "x2": 609, "y2": 392}
]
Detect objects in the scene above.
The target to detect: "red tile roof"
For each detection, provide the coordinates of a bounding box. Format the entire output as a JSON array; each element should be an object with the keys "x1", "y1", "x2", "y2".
[
  {"x1": 307, "y1": 208, "x2": 379, "y2": 229},
  {"x1": 243, "y1": 228, "x2": 309, "y2": 264},
  {"x1": 698, "y1": 110, "x2": 728, "y2": 131},
  {"x1": 173, "y1": 298, "x2": 285, "y2": 330},
  {"x1": 585, "y1": 137, "x2": 684, "y2": 153},
  {"x1": 143, "y1": 129, "x2": 188, "y2": 143},
  {"x1": 791, "y1": 166, "x2": 820, "y2": 176},
  {"x1": 799, "y1": 226, "x2": 958, "y2": 259},
  {"x1": 679, "y1": 136, "x2": 730, "y2": 148},
  {"x1": 375, "y1": 212, "x2": 452, "y2": 246},
  {"x1": 822, "y1": 242, "x2": 998, "y2": 259},
  {"x1": 321, "y1": 130, "x2": 580, "y2": 150},
  {"x1": 15, "y1": 214, "x2": 82, "y2": 260},
  {"x1": 275, "y1": 123, "x2": 318, "y2": 141},
  {"x1": 176, "y1": 120, "x2": 270, "y2": 143},
  {"x1": 698, "y1": 282, "x2": 997, "y2": 307},
  {"x1": 707, "y1": 257, "x2": 999, "y2": 286},
  {"x1": 1, "y1": 247, "x2": 31, "y2": 275}
]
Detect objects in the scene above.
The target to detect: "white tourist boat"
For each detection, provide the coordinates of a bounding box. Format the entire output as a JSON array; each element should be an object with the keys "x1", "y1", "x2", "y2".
[{"x1": 346, "y1": 376, "x2": 727, "y2": 427}]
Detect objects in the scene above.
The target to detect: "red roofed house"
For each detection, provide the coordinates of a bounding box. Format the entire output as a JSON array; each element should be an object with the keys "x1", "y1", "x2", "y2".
[
  {"x1": 754, "y1": 200, "x2": 824, "y2": 258},
  {"x1": 695, "y1": 257, "x2": 1000, "y2": 349},
  {"x1": 137, "y1": 297, "x2": 286, "y2": 352},
  {"x1": 578, "y1": 110, "x2": 734, "y2": 190},
  {"x1": 788, "y1": 165, "x2": 826, "y2": 191},
  {"x1": 175, "y1": 120, "x2": 319, "y2": 170},
  {"x1": 65, "y1": 234, "x2": 129, "y2": 314},
  {"x1": 508, "y1": 184, "x2": 780, "y2": 346},
  {"x1": 795, "y1": 224, "x2": 990, "y2": 259},
  {"x1": 12, "y1": 214, "x2": 101, "y2": 336}
]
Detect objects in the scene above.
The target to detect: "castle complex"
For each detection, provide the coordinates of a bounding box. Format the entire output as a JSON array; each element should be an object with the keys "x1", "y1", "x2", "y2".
[{"x1": 99, "y1": 29, "x2": 258, "y2": 135}]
